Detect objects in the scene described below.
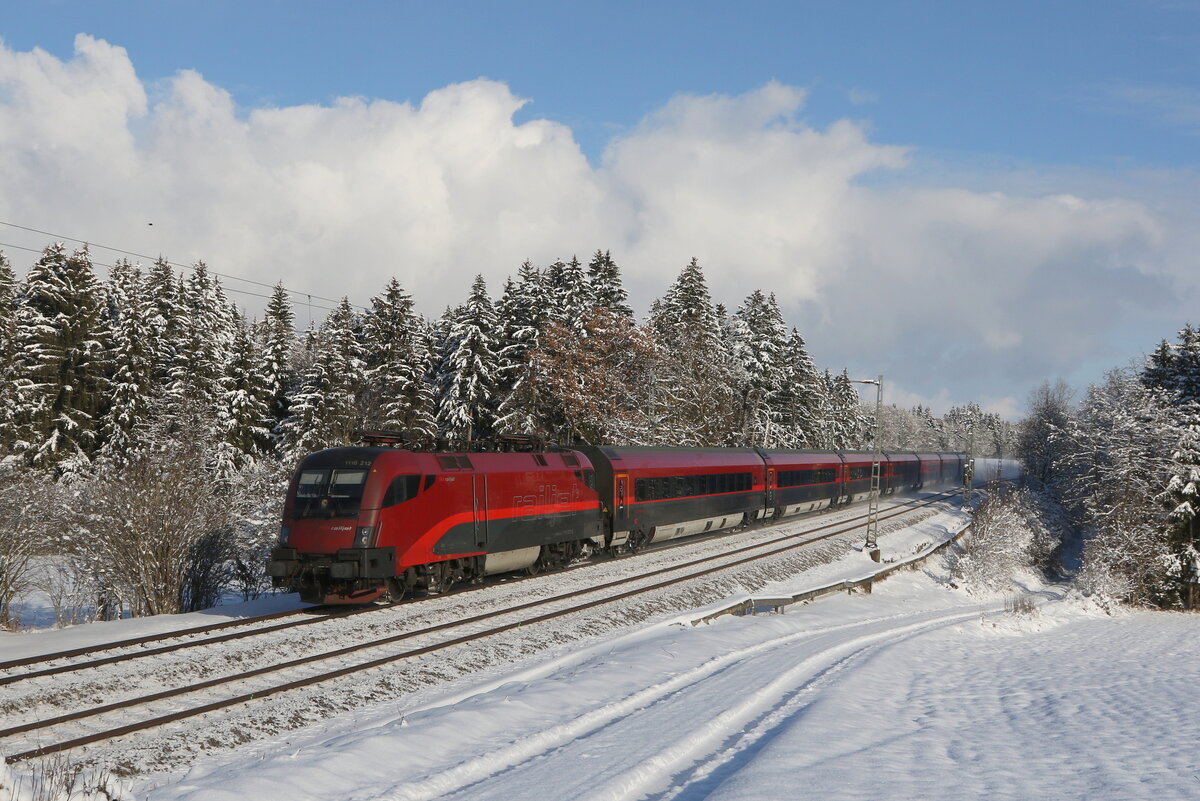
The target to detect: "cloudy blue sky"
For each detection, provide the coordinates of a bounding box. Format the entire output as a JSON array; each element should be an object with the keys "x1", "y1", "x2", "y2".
[{"x1": 2, "y1": 1, "x2": 1198, "y2": 417}]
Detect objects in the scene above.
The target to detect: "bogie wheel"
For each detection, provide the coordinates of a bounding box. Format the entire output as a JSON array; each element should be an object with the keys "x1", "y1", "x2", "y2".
[
  {"x1": 627, "y1": 530, "x2": 648, "y2": 554},
  {"x1": 384, "y1": 574, "x2": 413, "y2": 603},
  {"x1": 424, "y1": 562, "x2": 457, "y2": 595}
]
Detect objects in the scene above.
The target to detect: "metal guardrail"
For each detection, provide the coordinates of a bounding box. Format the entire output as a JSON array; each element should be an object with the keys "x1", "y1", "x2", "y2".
[{"x1": 691, "y1": 522, "x2": 974, "y2": 625}]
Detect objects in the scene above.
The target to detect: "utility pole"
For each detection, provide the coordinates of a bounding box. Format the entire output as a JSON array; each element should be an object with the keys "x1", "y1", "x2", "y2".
[{"x1": 852, "y1": 376, "x2": 884, "y2": 558}]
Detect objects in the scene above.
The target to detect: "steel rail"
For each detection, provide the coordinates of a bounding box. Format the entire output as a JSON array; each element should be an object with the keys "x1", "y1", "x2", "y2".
[
  {"x1": 3, "y1": 490, "x2": 959, "y2": 763},
  {"x1": 0, "y1": 606, "x2": 335, "y2": 673}
]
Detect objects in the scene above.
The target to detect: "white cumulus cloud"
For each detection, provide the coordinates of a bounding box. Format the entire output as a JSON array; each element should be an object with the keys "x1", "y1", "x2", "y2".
[{"x1": 0, "y1": 34, "x2": 1194, "y2": 416}]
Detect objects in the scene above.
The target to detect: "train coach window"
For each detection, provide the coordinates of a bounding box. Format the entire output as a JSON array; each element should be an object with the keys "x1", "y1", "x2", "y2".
[
  {"x1": 384, "y1": 474, "x2": 422, "y2": 507},
  {"x1": 424, "y1": 475, "x2": 436, "y2": 491}
]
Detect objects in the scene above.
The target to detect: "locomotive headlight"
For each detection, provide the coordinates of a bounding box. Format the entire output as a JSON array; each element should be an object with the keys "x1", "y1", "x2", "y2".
[
  {"x1": 279, "y1": 525, "x2": 291, "y2": 546},
  {"x1": 354, "y1": 526, "x2": 376, "y2": 548}
]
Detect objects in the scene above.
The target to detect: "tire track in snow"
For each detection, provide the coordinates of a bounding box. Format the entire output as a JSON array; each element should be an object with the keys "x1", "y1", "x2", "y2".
[
  {"x1": 647, "y1": 611, "x2": 988, "y2": 801},
  {"x1": 566, "y1": 606, "x2": 995, "y2": 801},
  {"x1": 365, "y1": 604, "x2": 994, "y2": 801}
]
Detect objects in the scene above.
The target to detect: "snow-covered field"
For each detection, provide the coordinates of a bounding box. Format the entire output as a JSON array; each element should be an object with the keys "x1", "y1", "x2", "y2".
[
  {"x1": 149, "y1": 560, "x2": 1197, "y2": 801},
  {"x1": 7, "y1": 487, "x2": 1197, "y2": 801}
]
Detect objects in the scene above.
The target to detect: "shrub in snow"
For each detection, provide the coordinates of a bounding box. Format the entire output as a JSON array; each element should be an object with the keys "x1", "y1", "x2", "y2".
[
  {"x1": 64, "y1": 412, "x2": 254, "y2": 617},
  {"x1": 0, "y1": 469, "x2": 60, "y2": 627},
  {"x1": 952, "y1": 490, "x2": 1040, "y2": 591},
  {"x1": 1076, "y1": 520, "x2": 1174, "y2": 607},
  {"x1": 1005, "y1": 592, "x2": 1039, "y2": 616},
  {"x1": 30, "y1": 555, "x2": 101, "y2": 627},
  {"x1": 1, "y1": 753, "x2": 126, "y2": 801}
]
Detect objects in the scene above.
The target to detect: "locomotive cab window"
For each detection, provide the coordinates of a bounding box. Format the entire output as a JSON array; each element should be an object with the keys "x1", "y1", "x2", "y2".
[{"x1": 294, "y1": 468, "x2": 368, "y2": 519}]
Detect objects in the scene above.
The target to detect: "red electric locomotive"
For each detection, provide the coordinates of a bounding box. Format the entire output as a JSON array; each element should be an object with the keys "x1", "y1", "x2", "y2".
[{"x1": 269, "y1": 440, "x2": 603, "y2": 603}]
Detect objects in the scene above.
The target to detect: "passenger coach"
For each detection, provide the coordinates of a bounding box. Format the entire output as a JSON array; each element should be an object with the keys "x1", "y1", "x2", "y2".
[{"x1": 576, "y1": 446, "x2": 766, "y2": 551}]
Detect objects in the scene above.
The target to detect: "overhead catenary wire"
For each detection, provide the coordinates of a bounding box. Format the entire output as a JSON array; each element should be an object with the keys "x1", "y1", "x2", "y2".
[
  {"x1": 0, "y1": 238, "x2": 342, "y2": 314},
  {"x1": 0, "y1": 219, "x2": 367, "y2": 312}
]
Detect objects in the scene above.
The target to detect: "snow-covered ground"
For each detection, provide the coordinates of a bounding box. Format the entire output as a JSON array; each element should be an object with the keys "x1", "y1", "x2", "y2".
[
  {"x1": 147, "y1": 562, "x2": 1197, "y2": 801},
  {"x1": 10, "y1": 483, "x2": 1197, "y2": 801}
]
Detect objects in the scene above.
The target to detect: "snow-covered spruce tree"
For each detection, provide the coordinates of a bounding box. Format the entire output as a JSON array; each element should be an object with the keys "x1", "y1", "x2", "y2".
[
  {"x1": 550, "y1": 255, "x2": 592, "y2": 333},
  {"x1": 874, "y1": 405, "x2": 921, "y2": 450},
  {"x1": 213, "y1": 316, "x2": 272, "y2": 479},
  {"x1": 812, "y1": 371, "x2": 836, "y2": 448},
  {"x1": 647, "y1": 258, "x2": 739, "y2": 446},
  {"x1": 280, "y1": 298, "x2": 365, "y2": 461},
  {"x1": 985, "y1": 412, "x2": 1019, "y2": 461},
  {"x1": 587, "y1": 250, "x2": 633, "y2": 320},
  {"x1": 941, "y1": 403, "x2": 978, "y2": 452},
  {"x1": 97, "y1": 259, "x2": 156, "y2": 467},
  {"x1": 542, "y1": 259, "x2": 567, "y2": 322},
  {"x1": 11, "y1": 244, "x2": 109, "y2": 475},
  {"x1": 1060, "y1": 369, "x2": 1177, "y2": 605},
  {"x1": 1142, "y1": 324, "x2": 1200, "y2": 606},
  {"x1": 495, "y1": 262, "x2": 550, "y2": 436},
  {"x1": 731, "y1": 290, "x2": 789, "y2": 446},
  {"x1": 0, "y1": 252, "x2": 21, "y2": 455},
  {"x1": 169, "y1": 262, "x2": 239, "y2": 418},
  {"x1": 361, "y1": 278, "x2": 436, "y2": 437},
  {"x1": 144, "y1": 257, "x2": 185, "y2": 391},
  {"x1": 824, "y1": 369, "x2": 867, "y2": 450},
  {"x1": 911, "y1": 404, "x2": 940, "y2": 450},
  {"x1": 257, "y1": 282, "x2": 297, "y2": 436},
  {"x1": 436, "y1": 275, "x2": 501, "y2": 441},
  {"x1": 939, "y1": 402, "x2": 1013, "y2": 458},
  {"x1": 771, "y1": 328, "x2": 824, "y2": 448}
]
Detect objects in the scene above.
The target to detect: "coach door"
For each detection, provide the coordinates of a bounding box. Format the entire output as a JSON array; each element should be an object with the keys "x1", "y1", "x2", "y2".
[
  {"x1": 766, "y1": 468, "x2": 776, "y2": 507},
  {"x1": 616, "y1": 473, "x2": 628, "y2": 519},
  {"x1": 472, "y1": 474, "x2": 488, "y2": 549}
]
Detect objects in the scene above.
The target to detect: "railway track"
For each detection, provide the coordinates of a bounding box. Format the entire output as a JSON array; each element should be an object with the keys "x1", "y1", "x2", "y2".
[
  {"x1": 2, "y1": 489, "x2": 962, "y2": 765},
  {"x1": 0, "y1": 489, "x2": 955, "y2": 688}
]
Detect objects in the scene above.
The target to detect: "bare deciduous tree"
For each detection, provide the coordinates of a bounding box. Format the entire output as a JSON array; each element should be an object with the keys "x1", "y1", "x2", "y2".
[{"x1": 0, "y1": 469, "x2": 59, "y2": 627}]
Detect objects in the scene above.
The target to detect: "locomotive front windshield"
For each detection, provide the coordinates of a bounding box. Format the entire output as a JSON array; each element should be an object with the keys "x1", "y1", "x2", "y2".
[{"x1": 293, "y1": 468, "x2": 368, "y2": 519}]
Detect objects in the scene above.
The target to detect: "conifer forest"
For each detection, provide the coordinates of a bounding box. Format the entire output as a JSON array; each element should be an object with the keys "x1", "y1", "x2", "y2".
[{"x1": 0, "y1": 242, "x2": 1022, "y2": 625}]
